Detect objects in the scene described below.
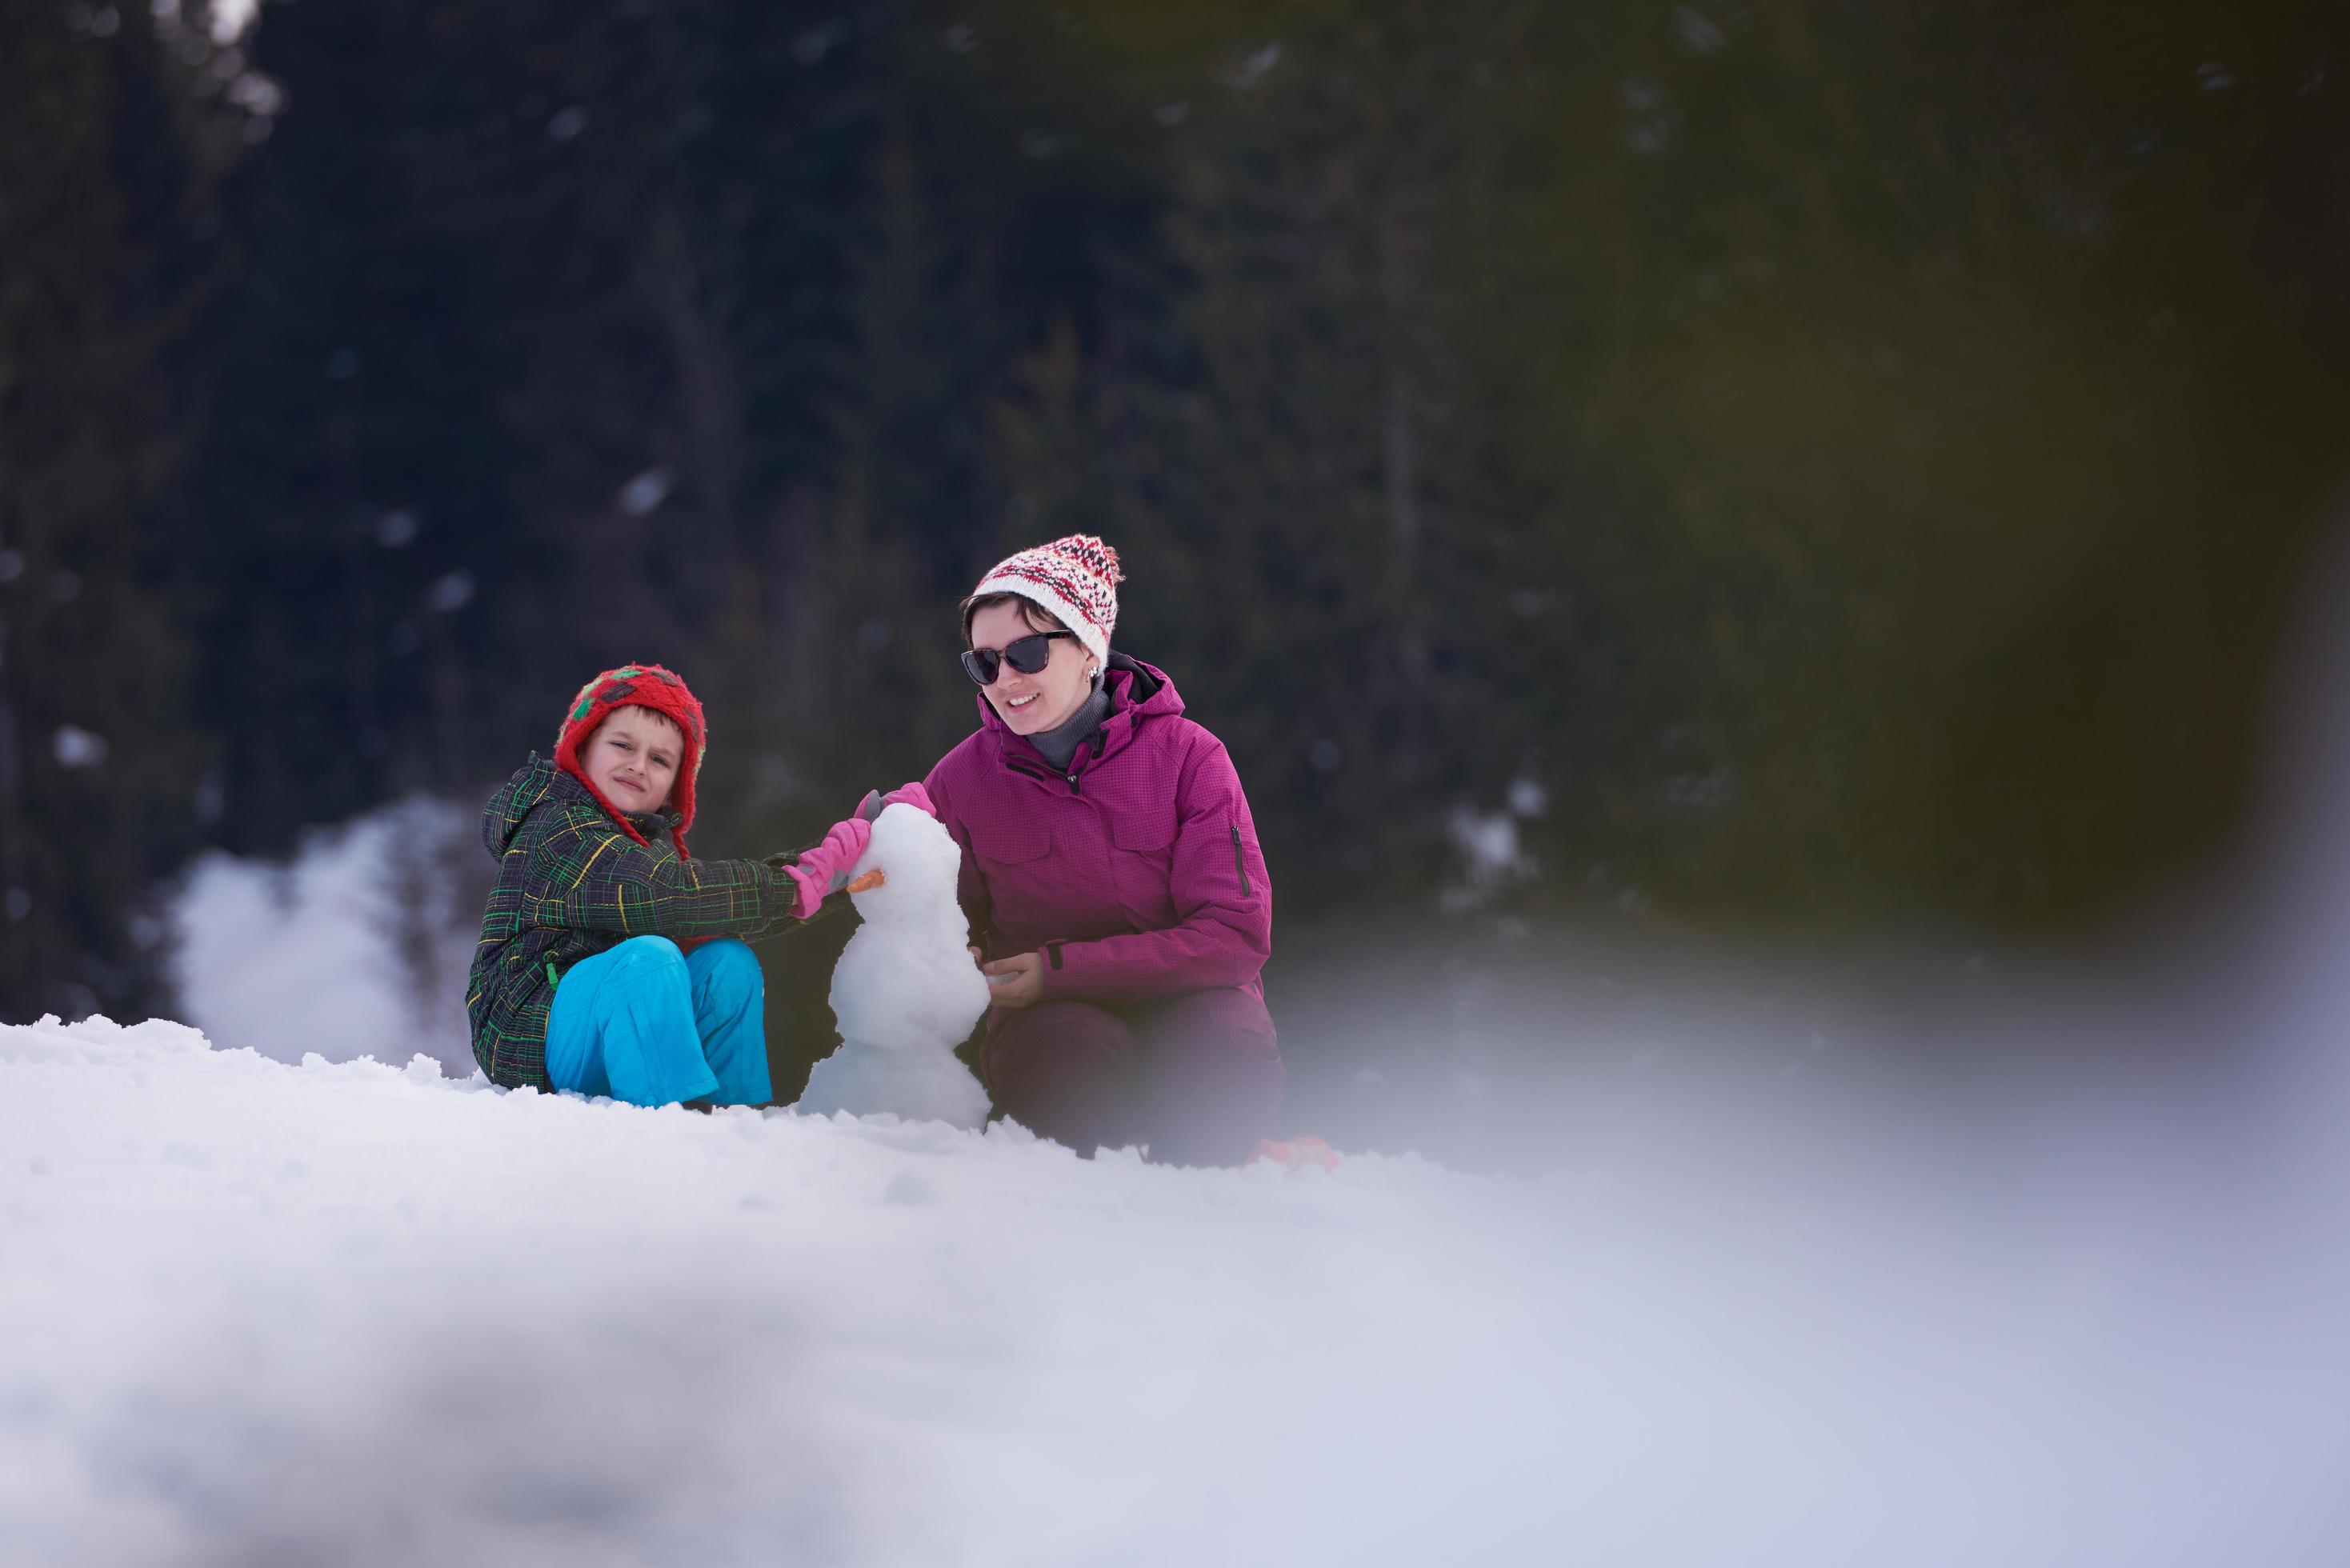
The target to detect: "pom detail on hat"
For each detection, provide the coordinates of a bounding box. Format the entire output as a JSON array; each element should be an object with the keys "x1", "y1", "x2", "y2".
[
  {"x1": 551, "y1": 663, "x2": 708, "y2": 857},
  {"x1": 968, "y1": 534, "x2": 1123, "y2": 666}
]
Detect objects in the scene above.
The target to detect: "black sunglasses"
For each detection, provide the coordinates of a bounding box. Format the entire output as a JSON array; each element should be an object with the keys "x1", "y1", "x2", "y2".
[{"x1": 962, "y1": 630, "x2": 1074, "y2": 686}]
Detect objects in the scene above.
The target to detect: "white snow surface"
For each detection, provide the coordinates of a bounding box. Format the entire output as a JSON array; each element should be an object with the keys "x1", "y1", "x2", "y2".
[
  {"x1": 799, "y1": 803, "x2": 991, "y2": 1128},
  {"x1": 5, "y1": 1012, "x2": 2345, "y2": 1566}
]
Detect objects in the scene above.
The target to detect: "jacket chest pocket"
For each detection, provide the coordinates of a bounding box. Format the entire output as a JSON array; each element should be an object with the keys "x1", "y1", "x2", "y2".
[
  {"x1": 972, "y1": 815, "x2": 1052, "y2": 872},
  {"x1": 1108, "y1": 810, "x2": 1179, "y2": 926},
  {"x1": 971, "y1": 815, "x2": 1055, "y2": 932}
]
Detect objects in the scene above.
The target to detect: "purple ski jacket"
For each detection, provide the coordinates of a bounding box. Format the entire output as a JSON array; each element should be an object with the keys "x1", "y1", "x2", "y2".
[{"x1": 922, "y1": 654, "x2": 1272, "y2": 1007}]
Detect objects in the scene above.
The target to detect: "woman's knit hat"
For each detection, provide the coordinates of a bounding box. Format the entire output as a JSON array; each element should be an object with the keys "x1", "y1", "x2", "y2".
[
  {"x1": 967, "y1": 534, "x2": 1123, "y2": 666},
  {"x1": 552, "y1": 662, "x2": 708, "y2": 857}
]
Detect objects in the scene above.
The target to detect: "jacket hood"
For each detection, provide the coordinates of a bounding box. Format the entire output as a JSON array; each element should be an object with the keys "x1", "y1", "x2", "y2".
[
  {"x1": 482, "y1": 752, "x2": 676, "y2": 858},
  {"x1": 483, "y1": 754, "x2": 564, "y2": 858}
]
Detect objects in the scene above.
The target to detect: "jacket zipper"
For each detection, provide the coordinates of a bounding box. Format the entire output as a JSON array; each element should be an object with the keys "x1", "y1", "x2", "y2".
[
  {"x1": 1231, "y1": 823, "x2": 1251, "y2": 897},
  {"x1": 1006, "y1": 756, "x2": 1081, "y2": 795}
]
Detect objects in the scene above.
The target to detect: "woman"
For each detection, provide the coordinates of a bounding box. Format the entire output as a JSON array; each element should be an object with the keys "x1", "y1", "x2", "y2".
[{"x1": 921, "y1": 534, "x2": 1282, "y2": 1165}]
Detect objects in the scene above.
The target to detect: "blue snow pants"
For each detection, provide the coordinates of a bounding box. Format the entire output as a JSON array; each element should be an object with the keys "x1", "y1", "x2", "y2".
[{"x1": 543, "y1": 935, "x2": 771, "y2": 1107}]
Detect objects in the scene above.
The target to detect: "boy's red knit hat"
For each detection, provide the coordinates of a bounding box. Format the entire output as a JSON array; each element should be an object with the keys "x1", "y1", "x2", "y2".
[{"x1": 552, "y1": 663, "x2": 708, "y2": 857}]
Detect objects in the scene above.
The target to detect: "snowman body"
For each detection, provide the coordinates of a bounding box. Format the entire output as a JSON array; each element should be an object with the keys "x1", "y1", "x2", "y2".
[{"x1": 797, "y1": 803, "x2": 994, "y2": 1128}]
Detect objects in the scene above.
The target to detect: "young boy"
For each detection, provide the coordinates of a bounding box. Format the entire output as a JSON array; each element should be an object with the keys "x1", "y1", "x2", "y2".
[{"x1": 467, "y1": 662, "x2": 921, "y2": 1106}]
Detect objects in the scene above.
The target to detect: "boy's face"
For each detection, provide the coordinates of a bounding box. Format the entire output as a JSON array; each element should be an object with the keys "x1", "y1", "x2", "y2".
[{"x1": 581, "y1": 706, "x2": 683, "y2": 815}]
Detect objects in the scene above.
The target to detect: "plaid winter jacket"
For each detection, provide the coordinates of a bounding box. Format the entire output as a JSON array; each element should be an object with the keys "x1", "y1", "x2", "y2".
[{"x1": 466, "y1": 753, "x2": 807, "y2": 1088}]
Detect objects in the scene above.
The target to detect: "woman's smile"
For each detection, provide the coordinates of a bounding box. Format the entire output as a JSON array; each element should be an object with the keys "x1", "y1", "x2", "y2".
[{"x1": 968, "y1": 600, "x2": 1095, "y2": 734}]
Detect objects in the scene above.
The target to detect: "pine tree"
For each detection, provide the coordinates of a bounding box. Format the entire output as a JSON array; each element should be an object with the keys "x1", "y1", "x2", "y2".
[{"x1": 0, "y1": 0, "x2": 238, "y2": 1016}]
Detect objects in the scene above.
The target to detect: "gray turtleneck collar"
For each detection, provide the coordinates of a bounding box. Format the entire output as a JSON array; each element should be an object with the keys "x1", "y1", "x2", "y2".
[{"x1": 1027, "y1": 676, "x2": 1111, "y2": 772}]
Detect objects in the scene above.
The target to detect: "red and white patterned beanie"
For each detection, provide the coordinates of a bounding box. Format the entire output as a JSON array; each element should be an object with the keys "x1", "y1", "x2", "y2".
[{"x1": 968, "y1": 534, "x2": 1123, "y2": 666}]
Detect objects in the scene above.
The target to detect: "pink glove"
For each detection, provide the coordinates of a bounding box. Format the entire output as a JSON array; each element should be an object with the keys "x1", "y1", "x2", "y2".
[
  {"x1": 856, "y1": 781, "x2": 936, "y2": 820},
  {"x1": 777, "y1": 814, "x2": 872, "y2": 919}
]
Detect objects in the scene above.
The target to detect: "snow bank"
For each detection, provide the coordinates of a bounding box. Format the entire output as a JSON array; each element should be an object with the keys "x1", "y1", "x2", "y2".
[
  {"x1": 4, "y1": 1014, "x2": 2343, "y2": 1566},
  {"x1": 169, "y1": 798, "x2": 480, "y2": 1075}
]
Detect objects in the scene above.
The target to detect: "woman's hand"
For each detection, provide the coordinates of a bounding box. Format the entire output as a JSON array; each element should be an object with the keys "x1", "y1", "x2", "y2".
[{"x1": 979, "y1": 950, "x2": 1044, "y2": 1008}]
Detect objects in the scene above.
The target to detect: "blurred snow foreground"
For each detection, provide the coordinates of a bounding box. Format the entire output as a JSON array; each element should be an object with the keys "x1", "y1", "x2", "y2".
[{"x1": 3, "y1": 1014, "x2": 2345, "y2": 1566}]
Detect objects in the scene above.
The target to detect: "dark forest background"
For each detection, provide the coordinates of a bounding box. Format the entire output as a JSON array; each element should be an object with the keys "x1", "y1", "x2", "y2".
[{"x1": 5, "y1": 0, "x2": 2348, "y2": 1032}]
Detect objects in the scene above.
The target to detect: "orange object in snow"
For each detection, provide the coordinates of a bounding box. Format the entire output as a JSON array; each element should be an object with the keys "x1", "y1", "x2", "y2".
[
  {"x1": 845, "y1": 868, "x2": 886, "y2": 894},
  {"x1": 1249, "y1": 1135, "x2": 1340, "y2": 1172}
]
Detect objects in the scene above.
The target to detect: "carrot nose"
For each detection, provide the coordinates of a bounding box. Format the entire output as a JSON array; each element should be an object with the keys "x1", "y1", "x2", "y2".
[{"x1": 845, "y1": 868, "x2": 886, "y2": 894}]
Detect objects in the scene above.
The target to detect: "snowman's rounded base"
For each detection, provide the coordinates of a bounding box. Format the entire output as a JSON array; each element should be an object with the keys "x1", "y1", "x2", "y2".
[{"x1": 795, "y1": 1039, "x2": 991, "y2": 1130}]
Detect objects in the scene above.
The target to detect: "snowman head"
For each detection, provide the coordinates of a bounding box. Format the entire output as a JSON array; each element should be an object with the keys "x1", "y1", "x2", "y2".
[{"x1": 847, "y1": 802, "x2": 963, "y2": 923}]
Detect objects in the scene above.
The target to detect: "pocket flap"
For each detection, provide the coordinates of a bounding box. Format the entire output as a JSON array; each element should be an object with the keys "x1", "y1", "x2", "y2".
[
  {"x1": 1109, "y1": 808, "x2": 1177, "y2": 852},
  {"x1": 972, "y1": 816, "x2": 1052, "y2": 863}
]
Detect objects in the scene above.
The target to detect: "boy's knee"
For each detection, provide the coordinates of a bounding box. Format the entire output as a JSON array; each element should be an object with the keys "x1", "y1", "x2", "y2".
[
  {"x1": 596, "y1": 940, "x2": 686, "y2": 1001},
  {"x1": 688, "y1": 936, "x2": 763, "y2": 998},
  {"x1": 608, "y1": 934, "x2": 687, "y2": 975},
  {"x1": 696, "y1": 936, "x2": 759, "y2": 978},
  {"x1": 692, "y1": 942, "x2": 763, "y2": 1019}
]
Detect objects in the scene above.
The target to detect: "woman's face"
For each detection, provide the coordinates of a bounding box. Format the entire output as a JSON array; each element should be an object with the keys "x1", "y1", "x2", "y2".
[{"x1": 967, "y1": 599, "x2": 1098, "y2": 738}]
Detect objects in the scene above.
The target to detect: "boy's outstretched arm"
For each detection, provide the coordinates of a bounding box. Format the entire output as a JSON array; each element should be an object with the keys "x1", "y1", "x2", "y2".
[{"x1": 534, "y1": 821, "x2": 803, "y2": 938}]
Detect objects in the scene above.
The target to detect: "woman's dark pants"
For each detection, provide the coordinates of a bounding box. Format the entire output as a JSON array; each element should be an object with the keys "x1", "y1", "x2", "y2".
[{"x1": 979, "y1": 989, "x2": 1283, "y2": 1166}]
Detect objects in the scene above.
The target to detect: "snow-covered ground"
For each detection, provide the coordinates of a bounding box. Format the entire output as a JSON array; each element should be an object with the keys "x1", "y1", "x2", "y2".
[{"x1": 5, "y1": 1006, "x2": 2344, "y2": 1566}]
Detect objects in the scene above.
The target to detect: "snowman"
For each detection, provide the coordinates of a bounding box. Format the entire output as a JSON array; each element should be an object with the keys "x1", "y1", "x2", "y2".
[{"x1": 795, "y1": 802, "x2": 994, "y2": 1128}]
